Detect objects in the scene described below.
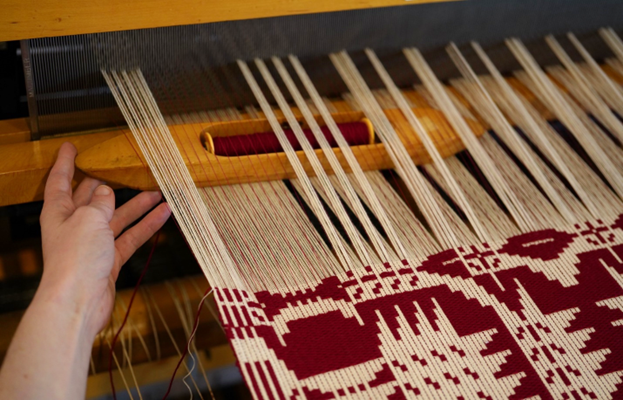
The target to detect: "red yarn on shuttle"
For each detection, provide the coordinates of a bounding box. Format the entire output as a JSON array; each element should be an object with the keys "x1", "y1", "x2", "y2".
[{"x1": 212, "y1": 121, "x2": 370, "y2": 156}]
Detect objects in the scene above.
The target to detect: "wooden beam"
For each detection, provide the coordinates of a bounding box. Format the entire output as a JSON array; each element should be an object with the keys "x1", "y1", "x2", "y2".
[
  {"x1": 0, "y1": 0, "x2": 453, "y2": 42},
  {"x1": 0, "y1": 72, "x2": 572, "y2": 208},
  {"x1": 0, "y1": 119, "x2": 30, "y2": 145},
  {"x1": 0, "y1": 129, "x2": 125, "y2": 207},
  {"x1": 0, "y1": 90, "x2": 484, "y2": 207}
]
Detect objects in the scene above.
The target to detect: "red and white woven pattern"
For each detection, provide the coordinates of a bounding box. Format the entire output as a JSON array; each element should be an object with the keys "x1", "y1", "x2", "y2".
[{"x1": 215, "y1": 216, "x2": 623, "y2": 399}]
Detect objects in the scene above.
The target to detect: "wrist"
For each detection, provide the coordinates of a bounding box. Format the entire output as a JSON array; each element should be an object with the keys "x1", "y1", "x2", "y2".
[
  {"x1": 35, "y1": 273, "x2": 100, "y2": 341},
  {"x1": 2, "y1": 281, "x2": 96, "y2": 399}
]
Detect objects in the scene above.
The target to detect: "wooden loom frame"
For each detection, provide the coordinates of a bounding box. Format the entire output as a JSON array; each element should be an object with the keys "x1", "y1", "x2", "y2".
[
  {"x1": 0, "y1": 0, "x2": 453, "y2": 42},
  {"x1": 2, "y1": 2, "x2": 623, "y2": 397},
  {"x1": 4, "y1": 66, "x2": 621, "y2": 208}
]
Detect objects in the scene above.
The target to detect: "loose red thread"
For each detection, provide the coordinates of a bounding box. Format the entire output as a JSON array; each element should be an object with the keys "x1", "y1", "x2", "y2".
[
  {"x1": 162, "y1": 286, "x2": 211, "y2": 400},
  {"x1": 109, "y1": 229, "x2": 162, "y2": 400}
]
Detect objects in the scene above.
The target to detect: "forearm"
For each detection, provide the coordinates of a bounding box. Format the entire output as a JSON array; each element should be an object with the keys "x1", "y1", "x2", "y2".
[
  {"x1": 0, "y1": 281, "x2": 96, "y2": 400},
  {"x1": 0, "y1": 145, "x2": 169, "y2": 399}
]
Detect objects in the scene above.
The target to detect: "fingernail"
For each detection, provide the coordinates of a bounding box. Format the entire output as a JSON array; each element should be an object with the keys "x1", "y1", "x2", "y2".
[{"x1": 95, "y1": 185, "x2": 112, "y2": 196}]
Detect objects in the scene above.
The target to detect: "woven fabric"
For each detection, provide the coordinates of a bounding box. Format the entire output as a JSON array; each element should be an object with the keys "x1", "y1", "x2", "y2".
[{"x1": 215, "y1": 216, "x2": 623, "y2": 399}]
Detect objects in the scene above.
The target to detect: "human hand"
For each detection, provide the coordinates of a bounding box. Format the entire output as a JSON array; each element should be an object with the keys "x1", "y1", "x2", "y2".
[{"x1": 39, "y1": 142, "x2": 171, "y2": 338}]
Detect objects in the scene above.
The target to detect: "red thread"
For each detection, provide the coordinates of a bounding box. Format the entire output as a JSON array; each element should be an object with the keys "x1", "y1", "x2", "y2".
[
  {"x1": 162, "y1": 286, "x2": 211, "y2": 400},
  {"x1": 212, "y1": 122, "x2": 370, "y2": 156},
  {"x1": 109, "y1": 229, "x2": 161, "y2": 400}
]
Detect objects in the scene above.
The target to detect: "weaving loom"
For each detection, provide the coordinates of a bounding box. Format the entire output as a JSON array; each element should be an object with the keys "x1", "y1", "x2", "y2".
[{"x1": 2, "y1": 0, "x2": 623, "y2": 398}]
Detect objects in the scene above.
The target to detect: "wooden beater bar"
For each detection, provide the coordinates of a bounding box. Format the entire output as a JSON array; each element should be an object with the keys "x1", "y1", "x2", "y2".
[
  {"x1": 3, "y1": 65, "x2": 620, "y2": 208},
  {"x1": 0, "y1": 91, "x2": 485, "y2": 207}
]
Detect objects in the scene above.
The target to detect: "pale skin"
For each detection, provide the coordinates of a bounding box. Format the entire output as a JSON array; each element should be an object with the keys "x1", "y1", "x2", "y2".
[{"x1": 0, "y1": 142, "x2": 171, "y2": 399}]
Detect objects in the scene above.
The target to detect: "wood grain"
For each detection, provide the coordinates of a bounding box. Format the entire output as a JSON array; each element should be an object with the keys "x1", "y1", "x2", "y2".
[
  {"x1": 1, "y1": 0, "x2": 452, "y2": 42},
  {"x1": 2, "y1": 74, "x2": 568, "y2": 208},
  {"x1": 0, "y1": 102, "x2": 483, "y2": 206},
  {"x1": 0, "y1": 119, "x2": 30, "y2": 144},
  {"x1": 0, "y1": 71, "x2": 577, "y2": 207},
  {"x1": 0, "y1": 130, "x2": 124, "y2": 206}
]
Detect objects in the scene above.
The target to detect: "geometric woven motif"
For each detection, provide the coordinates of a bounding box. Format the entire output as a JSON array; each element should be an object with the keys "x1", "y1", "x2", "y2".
[{"x1": 215, "y1": 215, "x2": 623, "y2": 399}]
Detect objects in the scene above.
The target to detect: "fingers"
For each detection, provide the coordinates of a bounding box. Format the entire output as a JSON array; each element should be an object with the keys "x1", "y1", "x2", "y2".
[
  {"x1": 112, "y1": 203, "x2": 171, "y2": 279},
  {"x1": 72, "y1": 177, "x2": 104, "y2": 208},
  {"x1": 87, "y1": 185, "x2": 116, "y2": 222},
  {"x1": 44, "y1": 142, "x2": 77, "y2": 202},
  {"x1": 110, "y1": 191, "x2": 163, "y2": 237},
  {"x1": 41, "y1": 142, "x2": 78, "y2": 225}
]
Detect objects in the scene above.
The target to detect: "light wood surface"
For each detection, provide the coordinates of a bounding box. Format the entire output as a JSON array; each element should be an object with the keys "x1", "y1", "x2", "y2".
[
  {"x1": 0, "y1": 100, "x2": 484, "y2": 206},
  {"x1": 1, "y1": 0, "x2": 452, "y2": 42},
  {"x1": 0, "y1": 119, "x2": 30, "y2": 144},
  {"x1": 3, "y1": 67, "x2": 599, "y2": 208},
  {"x1": 2, "y1": 66, "x2": 608, "y2": 208},
  {"x1": 0, "y1": 130, "x2": 124, "y2": 207}
]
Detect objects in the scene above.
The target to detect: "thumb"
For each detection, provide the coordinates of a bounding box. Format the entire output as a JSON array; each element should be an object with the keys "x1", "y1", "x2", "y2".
[{"x1": 88, "y1": 185, "x2": 115, "y2": 221}]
